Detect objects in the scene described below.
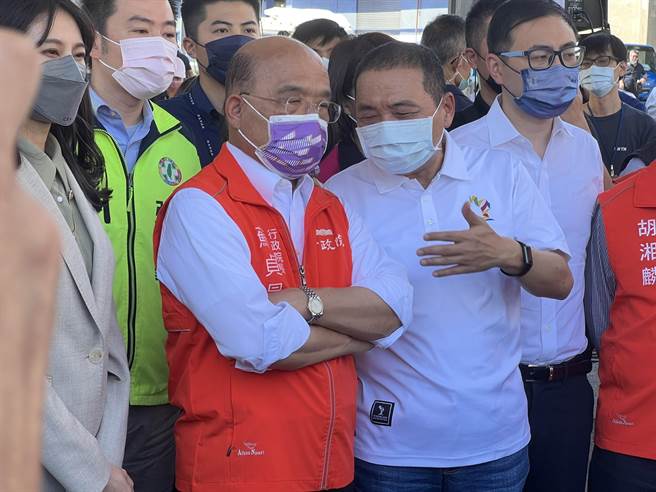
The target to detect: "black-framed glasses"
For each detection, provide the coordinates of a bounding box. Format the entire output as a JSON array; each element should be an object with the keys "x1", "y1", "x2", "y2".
[
  {"x1": 240, "y1": 93, "x2": 342, "y2": 124},
  {"x1": 580, "y1": 55, "x2": 621, "y2": 70},
  {"x1": 497, "y1": 45, "x2": 586, "y2": 71}
]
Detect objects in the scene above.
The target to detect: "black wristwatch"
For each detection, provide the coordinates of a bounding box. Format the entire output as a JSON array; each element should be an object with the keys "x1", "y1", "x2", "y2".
[{"x1": 501, "y1": 240, "x2": 533, "y2": 277}]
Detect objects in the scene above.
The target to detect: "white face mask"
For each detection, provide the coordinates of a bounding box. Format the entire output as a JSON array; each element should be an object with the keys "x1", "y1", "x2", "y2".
[
  {"x1": 356, "y1": 99, "x2": 444, "y2": 175},
  {"x1": 98, "y1": 35, "x2": 178, "y2": 100},
  {"x1": 580, "y1": 65, "x2": 617, "y2": 98},
  {"x1": 320, "y1": 56, "x2": 330, "y2": 69}
]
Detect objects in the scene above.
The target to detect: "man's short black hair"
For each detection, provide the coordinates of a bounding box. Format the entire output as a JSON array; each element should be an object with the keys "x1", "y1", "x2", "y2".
[
  {"x1": 421, "y1": 14, "x2": 466, "y2": 65},
  {"x1": 579, "y1": 32, "x2": 627, "y2": 61},
  {"x1": 465, "y1": 0, "x2": 507, "y2": 51},
  {"x1": 488, "y1": 0, "x2": 577, "y2": 55},
  {"x1": 182, "y1": 0, "x2": 260, "y2": 40},
  {"x1": 81, "y1": 0, "x2": 180, "y2": 33},
  {"x1": 354, "y1": 41, "x2": 445, "y2": 106},
  {"x1": 80, "y1": 0, "x2": 116, "y2": 34},
  {"x1": 292, "y1": 18, "x2": 347, "y2": 47}
]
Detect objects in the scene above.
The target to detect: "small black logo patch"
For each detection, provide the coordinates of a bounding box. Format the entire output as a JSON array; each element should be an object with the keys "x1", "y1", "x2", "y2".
[{"x1": 370, "y1": 400, "x2": 395, "y2": 426}]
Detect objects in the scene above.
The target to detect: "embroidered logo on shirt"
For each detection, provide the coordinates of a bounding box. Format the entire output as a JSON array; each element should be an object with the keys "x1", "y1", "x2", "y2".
[
  {"x1": 158, "y1": 157, "x2": 183, "y2": 186},
  {"x1": 236, "y1": 441, "x2": 265, "y2": 457},
  {"x1": 370, "y1": 400, "x2": 395, "y2": 426},
  {"x1": 611, "y1": 414, "x2": 635, "y2": 427},
  {"x1": 469, "y1": 195, "x2": 493, "y2": 221}
]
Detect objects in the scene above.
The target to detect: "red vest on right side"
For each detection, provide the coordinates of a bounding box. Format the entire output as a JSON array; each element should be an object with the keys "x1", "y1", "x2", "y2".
[
  {"x1": 153, "y1": 147, "x2": 357, "y2": 491},
  {"x1": 596, "y1": 163, "x2": 656, "y2": 460}
]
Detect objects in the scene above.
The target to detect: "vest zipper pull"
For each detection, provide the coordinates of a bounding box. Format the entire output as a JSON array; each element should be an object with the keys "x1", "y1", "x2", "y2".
[
  {"x1": 103, "y1": 204, "x2": 111, "y2": 224},
  {"x1": 226, "y1": 446, "x2": 232, "y2": 456},
  {"x1": 299, "y1": 265, "x2": 307, "y2": 287}
]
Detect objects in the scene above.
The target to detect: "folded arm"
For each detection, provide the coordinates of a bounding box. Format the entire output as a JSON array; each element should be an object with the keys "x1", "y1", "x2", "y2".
[
  {"x1": 270, "y1": 201, "x2": 414, "y2": 345},
  {"x1": 272, "y1": 325, "x2": 373, "y2": 370}
]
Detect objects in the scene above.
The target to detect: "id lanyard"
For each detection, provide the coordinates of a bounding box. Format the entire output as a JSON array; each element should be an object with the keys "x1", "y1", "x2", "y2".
[{"x1": 588, "y1": 106, "x2": 624, "y2": 177}]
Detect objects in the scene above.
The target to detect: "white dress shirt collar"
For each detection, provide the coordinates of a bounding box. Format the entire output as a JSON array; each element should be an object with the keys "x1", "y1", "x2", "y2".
[
  {"x1": 226, "y1": 142, "x2": 315, "y2": 207},
  {"x1": 370, "y1": 131, "x2": 472, "y2": 195},
  {"x1": 487, "y1": 96, "x2": 574, "y2": 149}
]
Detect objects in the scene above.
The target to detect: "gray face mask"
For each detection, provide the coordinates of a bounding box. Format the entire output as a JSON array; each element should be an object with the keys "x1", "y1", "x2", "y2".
[{"x1": 32, "y1": 55, "x2": 89, "y2": 126}]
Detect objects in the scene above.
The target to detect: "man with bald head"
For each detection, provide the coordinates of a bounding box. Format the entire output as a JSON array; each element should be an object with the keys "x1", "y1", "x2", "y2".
[{"x1": 154, "y1": 36, "x2": 412, "y2": 492}]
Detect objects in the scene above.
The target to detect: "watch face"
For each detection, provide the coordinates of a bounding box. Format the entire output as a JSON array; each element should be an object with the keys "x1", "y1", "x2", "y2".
[{"x1": 308, "y1": 297, "x2": 324, "y2": 316}]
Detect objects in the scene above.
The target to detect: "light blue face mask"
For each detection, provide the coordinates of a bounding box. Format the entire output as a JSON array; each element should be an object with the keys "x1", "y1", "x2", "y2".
[
  {"x1": 580, "y1": 65, "x2": 617, "y2": 97},
  {"x1": 356, "y1": 99, "x2": 444, "y2": 175},
  {"x1": 505, "y1": 64, "x2": 579, "y2": 119},
  {"x1": 458, "y1": 69, "x2": 475, "y2": 92}
]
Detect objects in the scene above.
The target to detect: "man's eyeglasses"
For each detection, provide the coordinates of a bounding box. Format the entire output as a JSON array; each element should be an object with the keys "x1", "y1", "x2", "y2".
[
  {"x1": 496, "y1": 46, "x2": 586, "y2": 71},
  {"x1": 240, "y1": 93, "x2": 342, "y2": 124},
  {"x1": 580, "y1": 55, "x2": 622, "y2": 70}
]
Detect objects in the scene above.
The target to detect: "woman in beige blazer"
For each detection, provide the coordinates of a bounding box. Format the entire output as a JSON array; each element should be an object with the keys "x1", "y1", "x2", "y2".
[{"x1": 2, "y1": 1, "x2": 132, "y2": 490}]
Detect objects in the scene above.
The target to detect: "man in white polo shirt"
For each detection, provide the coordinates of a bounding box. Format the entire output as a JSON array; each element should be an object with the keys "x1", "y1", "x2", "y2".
[
  {"x1": 451, "y1": 1, "x2": 604, "y2": 491},
  {"x1": 326, "y1": 41, "x2": 573, "y2": 491}
]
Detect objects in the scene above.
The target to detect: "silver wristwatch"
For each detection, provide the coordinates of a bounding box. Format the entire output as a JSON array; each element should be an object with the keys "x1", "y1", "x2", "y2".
[{"x1": 300, "y1": 285, "x2": 324, "y2": 323}]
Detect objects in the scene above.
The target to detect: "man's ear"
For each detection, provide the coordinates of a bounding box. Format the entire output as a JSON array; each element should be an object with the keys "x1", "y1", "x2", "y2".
[
  {"x1": 90, "y1": 32, "x2": 103, "y2": 61},
  {"x1": 442, "y1": 91, "x2": 456, "y2": 129},
  {"x1": 225, "y1": 94, "x2": 244, "y2": 129},
  {"x1": 487, "y1": 53, "x2": 504, "y2": 86},
  {"x1": 464, "y1": 48, "x2": 477, "y2": 70},
  {"x1": 183, "y1": 37, "x2": 197, "y2": 59}
]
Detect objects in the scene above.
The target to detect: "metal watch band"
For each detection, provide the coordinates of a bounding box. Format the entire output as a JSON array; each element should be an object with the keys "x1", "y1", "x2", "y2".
[{"x1": 300, "y1": 285, "x2": 322, "y2": 323}]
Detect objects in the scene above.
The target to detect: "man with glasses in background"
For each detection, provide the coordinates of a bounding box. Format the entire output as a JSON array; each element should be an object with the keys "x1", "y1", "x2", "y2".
[
  {"x1": 452, "y1": 1, "x2": 604, "y2": 491},
  {"x1": 580, "y1": 33, "x2": 656, "y2": 177},
  {"x1": 153, "y1": 36, "x2": 413, "y2": 492}
]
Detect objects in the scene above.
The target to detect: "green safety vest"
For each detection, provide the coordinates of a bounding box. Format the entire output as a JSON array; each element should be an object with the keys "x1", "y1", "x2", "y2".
[{"x1": 95, "y1": 102, "x2": 201, "y2": 405}]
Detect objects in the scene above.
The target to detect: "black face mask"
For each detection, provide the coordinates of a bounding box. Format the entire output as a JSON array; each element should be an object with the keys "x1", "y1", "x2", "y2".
[
  {"x1": 473, "y1": 48, "x2": 503, "y2": 95},
  {"x1": 194, "y1": 35, "x2": 253, "y2": 85}
]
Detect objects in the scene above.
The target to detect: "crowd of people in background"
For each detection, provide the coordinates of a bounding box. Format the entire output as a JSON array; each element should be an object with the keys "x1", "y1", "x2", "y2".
[{"x1": 2, "y1": 0, "x2": 656, "y2": 491}]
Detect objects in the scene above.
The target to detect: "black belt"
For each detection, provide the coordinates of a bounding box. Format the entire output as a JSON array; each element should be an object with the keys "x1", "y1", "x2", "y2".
[{"x1": 520, "y1": 349, "x2": 593, "y2": 383}]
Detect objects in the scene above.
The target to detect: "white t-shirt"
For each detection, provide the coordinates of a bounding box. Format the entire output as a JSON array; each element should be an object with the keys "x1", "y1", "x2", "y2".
[{"x1": 326, "y1": 132, "x2": 569, "y2": 467}]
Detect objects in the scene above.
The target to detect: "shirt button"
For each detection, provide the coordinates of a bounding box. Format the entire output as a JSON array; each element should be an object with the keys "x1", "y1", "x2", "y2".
[
  {"x1": 56, "y1": 195, "x2": 64, "y2": 203},
  {"x1": 426, "y1": 219, "x2": 434, "y2": 225},
  {"x1": 88, "y1": 350, "x2": 103, "y2": 364}
]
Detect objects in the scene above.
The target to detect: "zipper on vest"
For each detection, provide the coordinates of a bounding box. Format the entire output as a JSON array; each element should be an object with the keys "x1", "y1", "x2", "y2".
[
  {"x1": 299, "y1": 265, "x2": 307, "y2": 287},
  {"x1": 126, "y1": 172, "x2": 138, "y2": 368},
  {"x1": 97, "y1": 129, "x2": 139, "y2": 368},
  {"x1": 320, "y1": 362, "x2": 337, "y2": 490}
]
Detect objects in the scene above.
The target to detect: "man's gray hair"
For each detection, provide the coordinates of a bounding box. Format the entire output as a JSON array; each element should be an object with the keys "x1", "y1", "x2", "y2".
[{"x1": 420, "y1": 14, "x2": 466, "y2": 65}]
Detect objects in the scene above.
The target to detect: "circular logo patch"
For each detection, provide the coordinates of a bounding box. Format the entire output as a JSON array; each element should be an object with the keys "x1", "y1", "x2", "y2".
[{"x1": 159, "y1": 157, "x2": 182, "y2": 186}]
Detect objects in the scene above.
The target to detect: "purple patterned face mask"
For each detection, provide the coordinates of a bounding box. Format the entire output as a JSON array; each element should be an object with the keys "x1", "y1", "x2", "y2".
[{"x1": 239, "y1": 97, "x2": 328, "y2": 179}]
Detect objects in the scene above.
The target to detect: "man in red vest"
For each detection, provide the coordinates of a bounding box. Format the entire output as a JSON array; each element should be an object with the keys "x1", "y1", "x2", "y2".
[
  {"x1": 153, "y1": 36, "x2": 413, "y2": 492},
  {"x1": 585, "y1": 164, "x2": 656, "y2": 490}
]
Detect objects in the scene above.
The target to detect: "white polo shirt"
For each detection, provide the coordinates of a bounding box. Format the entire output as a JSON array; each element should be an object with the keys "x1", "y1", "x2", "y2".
[
  {"x1": 326, "y1": 132, "x2": 569, "y2": 467},
  {"x1": 452, "y1": 98, "x2": 604, "y2": 365}
]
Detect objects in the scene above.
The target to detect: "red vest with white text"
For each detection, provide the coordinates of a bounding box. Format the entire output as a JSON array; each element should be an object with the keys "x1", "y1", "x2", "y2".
[
  {"x1": 153, "y1": 146, "x2": 356, "y2": 491},
  {"x1": 596, "y1": 163, "x2": 656, "y2": 460}
]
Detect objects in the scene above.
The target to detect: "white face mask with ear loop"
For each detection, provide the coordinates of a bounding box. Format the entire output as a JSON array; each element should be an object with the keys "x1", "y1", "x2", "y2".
[
  {"x1": 97, "y1": 34, "x2": 177, "y2": 100},
  {"x1": 356, "y1": 98, "x2": 445, "y2": 176}
]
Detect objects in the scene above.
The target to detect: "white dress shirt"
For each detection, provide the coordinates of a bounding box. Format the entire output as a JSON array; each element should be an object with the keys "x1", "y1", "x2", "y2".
[
  {"x1": 157, "y1": 143, "x2": 413, "y2": 374},
  {"x1": 452, "y1": 98, "x2": 604, "y2": 364},
  {"x1": 326, "y1": 132, "x2": 569, "y2": 467}
]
